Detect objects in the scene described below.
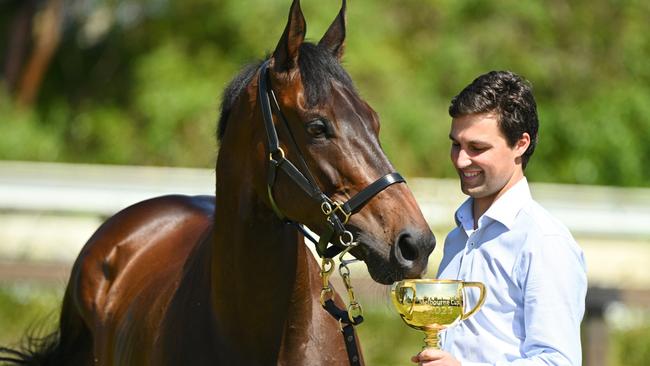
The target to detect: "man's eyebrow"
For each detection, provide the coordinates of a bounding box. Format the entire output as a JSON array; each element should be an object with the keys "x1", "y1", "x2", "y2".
[
  {"x1": 448, "y1": 134, "x2": 492, "y2": 146},
  {"x1": 469, "y1": 140, "x2": 491, "y2": 146}
]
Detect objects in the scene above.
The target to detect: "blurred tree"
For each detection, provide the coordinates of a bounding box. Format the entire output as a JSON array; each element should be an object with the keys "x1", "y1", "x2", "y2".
[
  {"x1": 0, "y1": 0, "x2": 648, "y2": 187},
  {"x1": 1, "y1": 0, "x2": 64, "y2": 106}
]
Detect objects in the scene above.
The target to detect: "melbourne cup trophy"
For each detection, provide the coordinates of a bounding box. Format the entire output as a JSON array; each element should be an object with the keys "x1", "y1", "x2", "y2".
[{"x1": 391, "y1": 279, "x2": 486, "y2": 349}]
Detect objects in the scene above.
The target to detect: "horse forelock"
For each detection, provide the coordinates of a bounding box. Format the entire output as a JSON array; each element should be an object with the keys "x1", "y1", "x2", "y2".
[
  {"x1": 297, "y1": 42, "x2": 356, "y2": 108},
  {"x1": 216, "y1": 42, "x2": 356, "y2": 142}
]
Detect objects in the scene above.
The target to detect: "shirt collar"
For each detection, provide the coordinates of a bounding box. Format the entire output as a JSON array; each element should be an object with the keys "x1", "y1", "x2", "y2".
[
  {"x1": 482, "y1": 177, "x2": 532, "y2": 230},
  {"x1": 454, "y1": 198, "x2": 475, "y2": 233},
  {"x1": 454, "y1": 177, "x2": 532, "y2": 231}
]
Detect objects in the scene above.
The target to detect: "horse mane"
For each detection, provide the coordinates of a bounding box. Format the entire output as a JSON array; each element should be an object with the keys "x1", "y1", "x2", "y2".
[{"x1": 217, "y1": 42, "x2": 356, "y2": 141}]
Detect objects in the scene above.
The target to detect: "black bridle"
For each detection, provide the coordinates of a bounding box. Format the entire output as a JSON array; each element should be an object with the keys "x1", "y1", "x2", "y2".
[{"x1": 257, "y1": 59, "x2": 405, "y2": 259}]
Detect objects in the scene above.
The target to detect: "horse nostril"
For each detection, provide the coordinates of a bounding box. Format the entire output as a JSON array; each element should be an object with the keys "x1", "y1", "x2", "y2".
[{"x1": 396, "y1": 233, "x2": 418, "y2": 262}]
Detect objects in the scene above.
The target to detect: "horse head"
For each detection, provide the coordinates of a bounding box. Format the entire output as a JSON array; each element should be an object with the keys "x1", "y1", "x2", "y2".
[{"x1": 220, "y1": 0, "x2": 435, "y2": 285}]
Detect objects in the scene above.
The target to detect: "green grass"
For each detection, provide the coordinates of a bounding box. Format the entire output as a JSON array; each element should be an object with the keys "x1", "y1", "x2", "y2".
[
  {"x1": 0, "y1": 283, "x2": 421, "y2": 365},
  {"x1": 0, "y1": 283, "x2": 63, "y2": 346},
  {"x1": 2, "y1": 283, "x2": 650, "y2": 366},
  {"x1": 356, "y1": 304, "x2": 424, "y2": 365},
  {"x1": 613, "y1": 324, "x2": 650, "y2": 366}
]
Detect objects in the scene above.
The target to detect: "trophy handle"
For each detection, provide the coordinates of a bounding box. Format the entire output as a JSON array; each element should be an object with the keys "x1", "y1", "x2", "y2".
[
  {"x1": 397, "y1": 283, "x2": 417, "y2": 320},
  {"x1": 460, "y1": 282, "x2": 486, "y2": 320}
]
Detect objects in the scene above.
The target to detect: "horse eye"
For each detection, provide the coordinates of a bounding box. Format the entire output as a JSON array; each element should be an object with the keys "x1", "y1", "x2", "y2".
[{"x1": 305, "y1": 119, "x2": 329, "y2": 138}]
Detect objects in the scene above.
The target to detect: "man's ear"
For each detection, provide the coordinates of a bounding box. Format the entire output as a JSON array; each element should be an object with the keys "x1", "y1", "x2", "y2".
[
  {"x1": 515, "y1": 133, "x2": 531, "y2": 157},
  {"x1": 272, "y1": 0, "x2": 306, "y2": 73}
]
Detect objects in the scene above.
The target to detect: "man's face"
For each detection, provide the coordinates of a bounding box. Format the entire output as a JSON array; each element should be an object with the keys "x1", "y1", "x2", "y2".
[{"x1": 449, "y1": 112, "x2": 529, "y2": 207}]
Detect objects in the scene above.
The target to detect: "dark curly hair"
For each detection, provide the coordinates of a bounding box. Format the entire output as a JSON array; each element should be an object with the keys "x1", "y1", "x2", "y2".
[{"x1": 449, "y1": 71, "x2": 539, "y2": 169}]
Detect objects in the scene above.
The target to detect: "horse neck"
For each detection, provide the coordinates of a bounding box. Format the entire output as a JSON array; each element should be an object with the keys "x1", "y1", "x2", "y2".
[
  {"x1": 212, "y1": 179, "x2": 300, "y2": 291},
  {"x1": 211, "y1": 145, "x2": 319, "y2": 361}
]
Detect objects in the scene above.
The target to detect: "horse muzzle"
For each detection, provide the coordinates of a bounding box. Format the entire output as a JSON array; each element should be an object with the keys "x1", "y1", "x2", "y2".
[
  {"x1": 390, "y1": 229, "x2": 436, "y2": 280},
  {"x1": 351, "y1": 227, "x2": 435, "y2": 285}
]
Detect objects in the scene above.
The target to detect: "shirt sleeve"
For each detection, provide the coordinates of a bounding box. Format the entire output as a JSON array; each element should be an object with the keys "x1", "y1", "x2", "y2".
[{"x1": 501, "y1": 233, "x2": 588, "y2": 366}]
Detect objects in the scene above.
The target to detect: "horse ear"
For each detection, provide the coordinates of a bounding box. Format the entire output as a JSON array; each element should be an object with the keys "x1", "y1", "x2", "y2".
[
  {"x1": 272, "y1": 0, "x2": 306, "y2": 72},
  {"x1": 318, "y1": 0, "x2": 346, "y2": 60}
]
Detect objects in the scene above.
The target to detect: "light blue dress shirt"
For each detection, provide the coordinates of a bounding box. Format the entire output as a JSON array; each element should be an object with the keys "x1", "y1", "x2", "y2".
[{"x1": 437, "y1": 177, "x2": 587, "y2": 366}]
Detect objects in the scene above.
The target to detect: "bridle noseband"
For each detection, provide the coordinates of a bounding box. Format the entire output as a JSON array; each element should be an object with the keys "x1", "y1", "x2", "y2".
[{"x1": 257, "y1": 60, "x2": 405, "y2": 259}]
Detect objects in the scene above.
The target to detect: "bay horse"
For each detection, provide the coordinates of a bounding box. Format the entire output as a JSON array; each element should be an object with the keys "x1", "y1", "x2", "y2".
[{"x1": 0, "y1": 1, "x2": 435, "y2": 365}]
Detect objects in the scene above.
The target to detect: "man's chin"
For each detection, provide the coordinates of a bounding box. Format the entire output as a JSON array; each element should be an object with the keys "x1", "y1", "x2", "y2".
[{"x1": 461, "y1": 184, "x2": 484, "y2": 197}]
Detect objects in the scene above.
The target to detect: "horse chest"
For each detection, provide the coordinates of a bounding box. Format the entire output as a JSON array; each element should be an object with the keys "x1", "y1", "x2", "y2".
[{"x1": 276, "y1": 293, "x2": 352, "y2": 365}]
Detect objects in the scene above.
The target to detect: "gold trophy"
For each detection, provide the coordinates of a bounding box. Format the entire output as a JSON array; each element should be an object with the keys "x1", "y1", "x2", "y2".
[{"x1": 391, "y1": 279, "x2": 486, "y2": 349}]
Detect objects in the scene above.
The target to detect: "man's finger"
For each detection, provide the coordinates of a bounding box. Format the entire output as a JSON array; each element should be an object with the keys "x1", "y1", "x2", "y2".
[{"x1": 415, "y1": 349, "x2": 446, "y2": 361}]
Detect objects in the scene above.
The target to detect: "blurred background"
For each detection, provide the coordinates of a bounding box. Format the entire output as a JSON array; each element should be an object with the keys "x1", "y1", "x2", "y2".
[{"x1": 1, "y1": 0, "x2": 649, "y2": 365}]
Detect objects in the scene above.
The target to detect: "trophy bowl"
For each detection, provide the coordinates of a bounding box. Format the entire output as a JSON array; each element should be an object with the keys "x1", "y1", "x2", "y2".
[{"x1": 390, "y1": 279, "x2": 486, "y2": 349}]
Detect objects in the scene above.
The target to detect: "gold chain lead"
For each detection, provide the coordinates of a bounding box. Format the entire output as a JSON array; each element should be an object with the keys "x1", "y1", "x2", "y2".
[
  {"x1": 320, "y1": 257, "x2": 335, "y2": 306},
  {"x1": 318, "y1": 228, "x2": 364, "y2": 325}
]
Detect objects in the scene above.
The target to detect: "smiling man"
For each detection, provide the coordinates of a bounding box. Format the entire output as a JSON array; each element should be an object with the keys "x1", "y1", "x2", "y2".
[{"x1": 412, "y1": 71, "x2": 587, "y2": 366}]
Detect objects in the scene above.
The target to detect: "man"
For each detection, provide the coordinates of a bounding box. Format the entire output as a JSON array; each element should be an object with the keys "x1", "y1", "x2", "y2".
[{"x1": 412, "y1": 71, "x2": 587, "y2": 366}]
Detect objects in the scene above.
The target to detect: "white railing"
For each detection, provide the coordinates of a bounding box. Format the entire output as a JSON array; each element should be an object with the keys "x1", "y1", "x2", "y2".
[{"x1": 2, "y1": 160, "x2": 650, "y2": 238}]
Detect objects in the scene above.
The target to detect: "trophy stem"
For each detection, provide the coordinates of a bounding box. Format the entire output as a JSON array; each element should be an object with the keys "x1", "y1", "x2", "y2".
[{"x1": 423, "y1": 330, "x2": 440, "y2": 350}]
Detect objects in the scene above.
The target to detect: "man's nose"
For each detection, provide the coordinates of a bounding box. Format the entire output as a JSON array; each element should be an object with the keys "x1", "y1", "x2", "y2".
[{"x1": 452, "y1": 148, "x2": 472, "y2": 168}]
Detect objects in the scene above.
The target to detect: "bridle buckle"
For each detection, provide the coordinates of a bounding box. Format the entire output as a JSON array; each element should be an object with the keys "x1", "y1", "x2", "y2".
[
  {"x1": 268, "y1": 147, "x2": 286, "y2": 162},
  {"x1": 321, "y1": 201, "x2": 351, "y2": 225}
]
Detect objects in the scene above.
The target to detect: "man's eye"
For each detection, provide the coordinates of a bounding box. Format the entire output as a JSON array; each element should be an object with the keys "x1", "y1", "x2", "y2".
[{"x1": 306, "y1": 119, "x2": 328, "y2": 138}]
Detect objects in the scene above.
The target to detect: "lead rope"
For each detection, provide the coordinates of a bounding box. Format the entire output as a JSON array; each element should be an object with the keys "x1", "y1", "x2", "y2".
[{"x1": 320, "y1": 238, "x2": 364, "y2": 365}]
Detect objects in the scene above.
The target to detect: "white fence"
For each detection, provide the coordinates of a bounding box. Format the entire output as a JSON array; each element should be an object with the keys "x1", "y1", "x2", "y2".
[{"x1": 2, "y1": 160, "x2": 650, "y2": 237}]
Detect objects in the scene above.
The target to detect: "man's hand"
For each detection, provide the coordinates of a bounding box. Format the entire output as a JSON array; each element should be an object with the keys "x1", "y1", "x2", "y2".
[{"x1": 410, "y1": 349, "x2": 461, "y2": 366}]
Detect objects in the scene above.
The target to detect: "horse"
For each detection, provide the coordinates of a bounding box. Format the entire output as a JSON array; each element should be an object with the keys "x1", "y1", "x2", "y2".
[{"x1": 0, "y1": 1, "x2": 435, "y2": 365}]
